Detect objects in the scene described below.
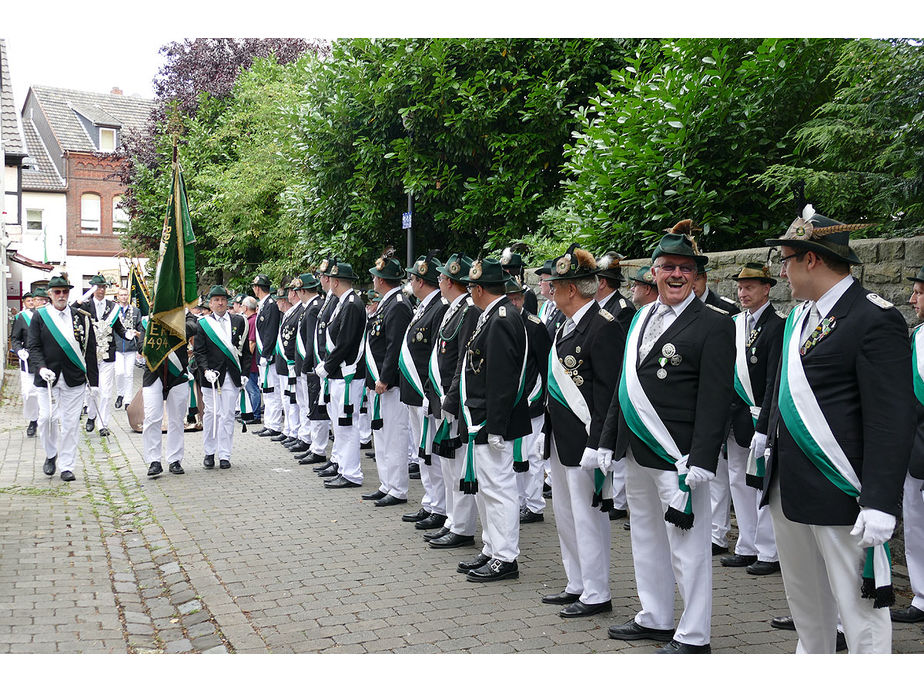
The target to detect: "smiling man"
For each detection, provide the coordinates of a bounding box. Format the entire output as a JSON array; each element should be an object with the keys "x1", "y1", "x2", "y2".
[
  {"x1": 759, "y1": 205, "x2": 913, "y2": 653},
  {"x1": 600, "y1": 220, "x2": 734, "y2": 653}
]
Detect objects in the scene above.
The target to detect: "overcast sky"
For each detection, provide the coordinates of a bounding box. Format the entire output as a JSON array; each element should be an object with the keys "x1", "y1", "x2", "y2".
[{"x1": 3, "y1": 2, "x2": 910, "y2": 113}]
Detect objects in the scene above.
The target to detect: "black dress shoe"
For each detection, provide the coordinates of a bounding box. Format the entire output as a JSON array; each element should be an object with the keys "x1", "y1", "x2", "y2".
[
  {"x1": 608, "y1": 507, "x2": 628, "y2": 521},
  {"x1": 891, "y1": 605, "x2": 924, "y2": 623},
  {"x1": 26, "y1": 420, "x2": 37, "y2": 437},
  {"x1": 836, "y1": 631, "x2": 847, "y2": 652},
  {"x1": 415, "y1": 513, "x2": 447, "y2": 530},
  {"x1": 374, "y1": 494, "x2": 408, "y2": 507},
  {"x1": 408, "y1": 462, "x2": 421, "y2": 479},
  {"x1": 85, "y1": 417, "x2": 96, "y2": 432},
  {"x1": 543, "y1": 489, "x2": 552, "y2": 499},
  {"x1": 317, "y1": 467, "x2": 338, "y2": 478},
  {"x1": 257, "y1": 428, "x2": 279, "y2": 437},
  {"x1": 60, "y1": 471, "x2": 76, "y2": 482},
  {"x1": 362, "y1": 490, "x2": 387, "y2": 501},
  {"x1": 424, "y1": 526, "x2": 451, "y2": 541},
  {"x1": 467, "y1": 558, "x2": 518, "y2": 582},
  {"x1": 429, "y1": 532, "x2": 474, "y2": 549},
  {"x1": 360, "y1": 441, "x2": 373, "y2": 450},
  {"x1": 203, "y1": 454, "x2": 215, "y2": 469},
  {"x1": 746, "y1": 560, "x2": 780, "y2": 575},
  {"x1": 98, "y1": 427, "x2": 110, "y2": 437},
  {"x1": 607, "y1": 619, "x2": 674, "y2": 642},
  {"x1": 168, "y1": 461, "x2": 184, "y2": 475},
  {"x1": 289, "y1": 442, "x2": 309, "y2": 453},
  {"x1": 114, "y1": 396, "x2": 123, "y2": 409},
  {"x1": 270, "y1": 433, "x2": 288, "y2": 442},
  {"x1": 520, "y1": 509, "x2": 544, "y2": 524},
  {"x1": 770, "y1": 615, "x2": 795, "y2": 630},
  {"x1": 325, "y1": 475, "x2": 361, "y2": 489},
  {"x1": 656, "y1": 639, "x2": 711, "y2": 654},
  {"x1": 219, "y1": 459, "x2": 231, "y2": 469},
  {"x1": 314, "y1": 459, "x2": 334, "y2": 473},
  {"x1": 720, "y1": 554, "x2": 757, "y2": 568},
  {"x1": 402, "y1": 508, "x2": 430, "y2": 523},
  {"x1": 296, "y1": 452, "x2": 314, "y2": 464},
  {"x1": 542, "y1": 591, "x2": 581, "y2": 605},
  {"x1": 43, "y1": 456, "x2": 57, "y2": 476},
  {"x1": 147, "y1": 461, "x2": 163, "y2": 477},
  {"x1": 560, "y1": 600, "x2": 612, "y2": 618},
  {"x1": 711, "y1": 543, "x2": 728, "y2": 556},
  {"x1": 457, "y1": 553, "x2": 490, "y2": 574},
  {"x1": 281, "y1": 437, "x2": 299, "y2": 448}
]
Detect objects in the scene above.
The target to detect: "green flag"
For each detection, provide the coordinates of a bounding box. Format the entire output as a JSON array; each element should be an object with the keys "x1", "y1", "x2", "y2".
[
  {"x1": 129, "y1": 263, "x2": 151, "y2": 316},
  {"x1": 143, "y1": 150, "x2": 197, "y2": 371}
]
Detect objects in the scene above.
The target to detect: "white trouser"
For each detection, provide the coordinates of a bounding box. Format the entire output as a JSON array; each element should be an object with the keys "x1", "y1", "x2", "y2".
[
  {"x1": 115, "y1": 350, "x2": 136, "y2": 400},
  {"x1": 295, "y1": 377, "x2": 313, "y2": 445},
  {"x1": 280, "y1": 370, "x2": 300, "y2": 438},
  {"x1": 329, "y1": 378, "x2": 364, "y2": 484},
  {"x1": 550, "y1": 438, "x2": 611, "y2": 604},
  {"x1": 309, "y1": 418, "x2": 331, "y2": 457},
  {"x1": 409, "y1": 405, "x2": 445, "y2": 513},
  {"x1": 473, "y1": 440, "x2": 520, "y2": 563},
  {"x1": 358, "y1": 389, "x2": 372, "y2": 444},
  {"x1": 142, "y1": 379, "x2": 186, "y2": 464},
  {"x1": 20, "y1": 369, "x2": 38, "y2": 422},
  {"x1": 710, "y1": 450, "x2": 731, "y2": 548},
  {"x1": 517, "y1": 415, "x2": 546, "y2": 514},
  {"x1": 260, "y1": 361, "x2": 284, "y2": 431},
  {"x1": 371, "y1": 388, "x2": 409, "y2": 498},
  {"x1": 37, "y1": 380, "x2": 85, "y2": 473},
  {"x1": 87, "y1": 360, "x2": 115, "y2": 427},
  {"x1": 726, "y1": 432, "x2": 777, "y2": 561},
  {"x1": 612, "y1": 456, "x2": 627, "y2": 511},
  {"x1": 444, "y1": 438, "x2": 477, "y2": 536},
  {"x1": 903, "y1": 473, "x2": 924, "y2": 611},
  {"x1": 625, "y1": 450, "x2": 712, "y2": 646},
  {"x1": 202, "y1": 377, "x2": 240, "y2": 461},
  {"x1": 769, "y1": 476, "x2": 891, "y2": 653}
]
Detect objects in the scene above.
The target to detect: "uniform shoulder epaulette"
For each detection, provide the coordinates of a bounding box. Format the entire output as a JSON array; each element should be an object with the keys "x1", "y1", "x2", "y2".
[
  {"x1": 465, "y1": 296, "x2": 474, "y2": 306},
  {"x1": 527, "y1": 314, "x2": 542, "y2": 324},
  {"x1": 348, "y1": 293, "x2": 355, "y2": 302},
  {"x1": 440, "y1": 297, "x2": 449, "y2": 305},
  {"x1": 498, "y1": 306, "x2": 507, "y2": 318},
  {"x1": 866, "y1": 293, "x2": 893, "y2": 309},
  {"x1": 598, "y1": 309, "x2": 614, "y2": 322},
  {"x1": 618, "y1": 298, "x2": 628, "y2": 310},
  {"x1": 706, "y1": 303, "x2": 729, "y2": 315},
  {"x1": 776, "y1": 310, "x2": 789, "y2": 319},
  {"x1": 75, "y1": 308, "x2": 92, "y2": 317}
]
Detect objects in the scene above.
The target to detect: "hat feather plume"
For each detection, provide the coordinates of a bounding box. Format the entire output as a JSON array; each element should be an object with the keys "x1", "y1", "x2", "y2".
[
  {"x1": 573, "y1": 247, "x2": 596, "y2": 270},
  {"x1": 501, "y1": 247, "x2": 513, "y2": 265}
]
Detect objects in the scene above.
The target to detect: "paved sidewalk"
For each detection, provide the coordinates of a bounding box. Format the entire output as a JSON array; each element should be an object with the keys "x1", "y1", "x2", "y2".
[{"x1": 1, "y1": 369, "x2": 922, "y2": 654}]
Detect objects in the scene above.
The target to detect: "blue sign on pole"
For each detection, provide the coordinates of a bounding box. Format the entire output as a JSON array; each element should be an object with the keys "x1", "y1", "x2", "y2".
[{"x1": 402, "y1": 212, "x2": 412, "y2": 230}]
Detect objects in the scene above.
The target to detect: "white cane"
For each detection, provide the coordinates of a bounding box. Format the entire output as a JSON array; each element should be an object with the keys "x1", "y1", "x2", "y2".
[{"x1": 212, "y1": 380, "x2": 219, "y2": 439}]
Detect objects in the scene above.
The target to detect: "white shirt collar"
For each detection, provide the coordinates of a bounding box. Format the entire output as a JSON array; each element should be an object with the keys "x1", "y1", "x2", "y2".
[
  {"x1": 595, "y1": 288, "x2": 615, "y2": 306},
  {"x1": 698, "y1": 286, "x2": 710, "y2": 304},
  {"x1": 813, "y1": 275, "x2": 855, "y2": 319},
  {"x1": 379, "y1": 286, "x2": 402, "y2": 306},
  {"x1": 448, "y1": 292, "x2": 468, "y2": 310},
  {"x1": 657, "y1": 289, "x2": 697, "y2": 318},
  {"x1": 570, "y1": 298, "x2": 596, "y2": 327},
  {"x1": 417, "y1": 288, "x2": 439, "y2": 310},
  {"x1": 482, "y1": 294, "x2": 506, "y2": 317},
  {"x1": 747, "y1": 300, "x2": 770, "y2": 323}
]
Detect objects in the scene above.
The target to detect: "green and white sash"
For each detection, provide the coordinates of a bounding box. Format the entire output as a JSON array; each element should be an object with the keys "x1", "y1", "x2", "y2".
[
  {"x1": 733, "y1": 312, "x2": 766, "y2": 487},
  {"x1": 428, "y1": 340, "x2": 456, "y2": 457},
  {"x1": 38, "y1": 306, "x2": 87, "y2": 374},
  {"x1": 399, "y1": 330, "x2": 426, "y2": 400},
  {"x1": 102, "y1": 303, "x2": 121, "y2": 328},
  {"x1": 912, "y1": 325, "x2": 924, "y2": 407},
  {"x1": 20, "y1": 310, "x2": 32, "y2": 327},
  {"x1": 364, "y1": 337, "x2": 383, "y2": 429},
  {"x1": 617, "y1": 304, "x2": 694, "y2": 528},
  {"x1": 198, "y1": 315, "x2": 241, "y2": 378},
  {"x1": 779, "y1": 302, "x2": 893, "y2": 607},
  {"x1": 325, "y1": 295, "x2": 363, "y2": 422}
]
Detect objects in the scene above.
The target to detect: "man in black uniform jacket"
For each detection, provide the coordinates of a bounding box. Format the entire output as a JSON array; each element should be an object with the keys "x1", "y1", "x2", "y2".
[
  {"x1": 28, "y1": 275, "x2": 100, "y2": 482},
  {"x1": 311, "y1": 259, "x2": 340, "y2": 475},
  {"x1": 758, "y1": 206, "x2": 913, "y2": 653},
  {"x1": 275, "y1": 279, "x2": 306, "y2": 447},
  {"x1": 535, "y1": 260, "x2": 566, "y2": 340},
  {"x1": 455, "y1": 258, "x2": 530, "y2": 583},
  {"x1": 251, "y1": 273, "x2": 283, "y2": 437},
  {"x1": 195, "y1": 285, "x2": 251, "y2": 470},
  {"x1": 718, "y1": 263, "x2": 783, "y2": 575},
  {"x1": 398, "y1": 254, "x2": 449, "y2": 529},
  {"x1": 540, "y1": 246, "x2": 625, "y2": 618},
  {"x1": 11, "y1": 290, "x2": 39, "y2": 436},
  {"x1": 362, "y1": 253, "x2": 413, "y2": 506},
  {"x1": 595, "y1": 251, "x2": 636, "y2": 333},
  {"x1": 501, "y1": 247, "x2": 538, "y2": 315},
  {"x1": 292, "y1": 274, "x2": 324, "y2": 459},
  {"x1": 600, "y1": 228, "x2": 734, "y2": 653}
]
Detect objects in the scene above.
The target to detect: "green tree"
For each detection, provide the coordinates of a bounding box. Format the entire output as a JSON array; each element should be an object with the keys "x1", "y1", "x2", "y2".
[{"x1": 542, "y1": 38, "x2": 842, "y2": 257}]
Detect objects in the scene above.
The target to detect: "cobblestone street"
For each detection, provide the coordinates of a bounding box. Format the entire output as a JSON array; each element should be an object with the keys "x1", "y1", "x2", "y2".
[{"x1": 1, "y1": 368, "x2": 923, "y2": 655}]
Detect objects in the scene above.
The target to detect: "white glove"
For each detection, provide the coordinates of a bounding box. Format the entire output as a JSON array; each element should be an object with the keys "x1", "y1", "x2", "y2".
[
  {"x1": 204, "y1": 369, "x2": 220, "y2": 384},
  {"x1": 314, "y1": 363, "x2": 328, "y2": 380},
  {"x1": 850, "y1": 508, "x2": 896, "y2": 548},
  {"x1": 125, "y1": 329, "x2": 137, "y2": 340},
  {"x1": 579, "y1": 447, "x2": 598, "y2": 471},
  {"x1": 684, "y1": 465, "x2": 715, "y2": 489},
  {"x1": 488, "y1": 434, "x2": 505, "y2": 451},
  {"x1": 596, "y1": 447, "x2": 615, "y2": 473},
  {"x1": 443, "y1": 411, "x2": 456, "y2": 425},
  {"x1": 39, "y1": 367, "x2": 55, "y2": 383},
  {"x1": 89, "y1": 386, "x2": 99, "y2": 399},
  {"x1": 750, "y1": 432, "x2": 767, "y2": 460},
  {"x1": 17, "y1": 348, "x2": 29, "y2": 361},
  {"x1": 259, "y1": 356, "x2": 268, "y2": 368}
]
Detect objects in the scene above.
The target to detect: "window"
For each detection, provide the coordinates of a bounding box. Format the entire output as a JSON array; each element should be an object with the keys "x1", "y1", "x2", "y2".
[
  {"x1": 99, "y1": 128, "x2": 116, "y2": 152},
  {"x1": 112, "y1": 196, "x2": 129, "y2": 233},
  {"x1": 26, "y1": 209, "x2": 43, "y2": 230},
  {"x1": 81, "y1": 193, "x2": 101, "y2": 234}
]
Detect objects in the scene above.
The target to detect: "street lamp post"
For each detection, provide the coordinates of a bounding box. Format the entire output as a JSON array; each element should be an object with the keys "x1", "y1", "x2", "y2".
[{"x1": 401, "y1": 111, "x2": 414, "y2": 266}]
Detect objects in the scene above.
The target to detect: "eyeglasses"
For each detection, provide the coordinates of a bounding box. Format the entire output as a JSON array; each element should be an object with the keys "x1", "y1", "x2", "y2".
[
  {"x1": 50, "y1": 289, "x2": 69, "y2": 295},
  {"x1": 779, "y1": 252, "x2": 806, "y2": 267},
  {"x1": 653, "y1": 263, "x2": 697, "y2": 275}
]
